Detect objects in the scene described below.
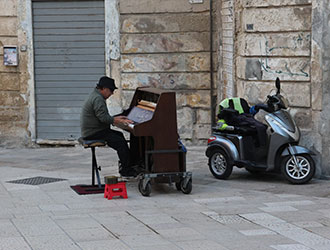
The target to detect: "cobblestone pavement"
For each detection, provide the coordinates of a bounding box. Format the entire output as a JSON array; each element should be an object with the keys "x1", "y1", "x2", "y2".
[{"x1": 1, "y1": 146, "x2": 330, "y2": 250}]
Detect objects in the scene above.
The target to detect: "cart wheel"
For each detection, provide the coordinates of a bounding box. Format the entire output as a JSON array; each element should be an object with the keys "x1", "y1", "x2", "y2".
[
  {"x1": 138, "y1": 179, "x2": 151, "y2": 197},
  {"x1": 175, "y1": 180, "x2": 181, "y2": 191},
  {"x1": 181, "y1": 178, "x2": 192, "y2": 194}
]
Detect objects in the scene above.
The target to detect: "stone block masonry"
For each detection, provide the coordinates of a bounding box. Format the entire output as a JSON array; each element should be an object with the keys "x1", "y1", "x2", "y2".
[
  {"x1": 119, "y1": 0, "x2": 217, "y2": 142},
  {"x1": 236, "y1": 1, "x2": 313, "y2": 116},
  {"x1": 0, "y1": 0, "x2": 30, "y2": 146}
]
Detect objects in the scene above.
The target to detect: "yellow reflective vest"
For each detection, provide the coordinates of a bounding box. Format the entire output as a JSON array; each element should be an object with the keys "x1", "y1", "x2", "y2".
[{"x1": 217, "y1": 97, "x2": 246, "y2": 131}]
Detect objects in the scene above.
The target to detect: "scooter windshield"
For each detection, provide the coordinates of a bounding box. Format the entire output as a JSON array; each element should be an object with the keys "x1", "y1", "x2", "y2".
[{"x1": 279, "y1": 95, "x2": 289, "y2": 109}]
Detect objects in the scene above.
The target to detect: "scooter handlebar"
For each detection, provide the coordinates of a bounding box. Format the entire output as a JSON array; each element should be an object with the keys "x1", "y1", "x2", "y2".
[
  {"x1": 266, "y1": 94, "x2": 282, "y2": 112},
  {"x1": 255, "y1": 103, "x2": 273, "y2": 113}
]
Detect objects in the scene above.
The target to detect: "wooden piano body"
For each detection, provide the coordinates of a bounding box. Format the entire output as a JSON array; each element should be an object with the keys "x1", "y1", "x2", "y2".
[{"x1": 122, "y1": 87, "x2": 185, "y2": 174}]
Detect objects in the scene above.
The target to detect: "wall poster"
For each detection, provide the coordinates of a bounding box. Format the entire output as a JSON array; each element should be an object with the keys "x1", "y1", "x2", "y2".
[{"x1": 3, "y1": 46, "x2": 18, "y2": 66}]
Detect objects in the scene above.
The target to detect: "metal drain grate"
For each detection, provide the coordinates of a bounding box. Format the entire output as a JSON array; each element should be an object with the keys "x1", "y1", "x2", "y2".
[{"x1": 7, "y1": 176, "x2": 67, "y2": 185}]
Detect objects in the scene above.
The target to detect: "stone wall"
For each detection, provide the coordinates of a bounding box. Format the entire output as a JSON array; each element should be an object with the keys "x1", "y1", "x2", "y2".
[
  {"x1": 0, "y1": 0, "x2": 30, "y2": 147},
  {"x1": 236, "y1": 1, "x2": 312, "y2": 105},
  {"x1": 219, "y1": 0, "x2": 235, "y2": 100},
  {"x1": 318, "y1": 0, "x2": 330, "y2": 175},
  {"x1": 118, "y1": 0, "x2": 217, "y2": 143}
]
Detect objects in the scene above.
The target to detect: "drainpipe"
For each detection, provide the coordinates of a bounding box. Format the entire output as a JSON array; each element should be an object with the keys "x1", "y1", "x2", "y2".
[{"x1": 209, "y1": 0, "x2": 216, "y2": 126}]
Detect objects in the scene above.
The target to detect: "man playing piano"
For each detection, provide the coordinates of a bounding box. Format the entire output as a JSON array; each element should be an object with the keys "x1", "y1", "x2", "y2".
[{"x1": 80, "y1": 76, "x2": 138, "y2": 177}]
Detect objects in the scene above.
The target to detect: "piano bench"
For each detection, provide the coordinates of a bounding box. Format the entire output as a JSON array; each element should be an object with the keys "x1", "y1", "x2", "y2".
[
  {"x1": 81, "y1": 140, "x2": 106, "y2": 149},
  {"x1": 78, "y1": 138, "x2": 106, "y2": 188}
]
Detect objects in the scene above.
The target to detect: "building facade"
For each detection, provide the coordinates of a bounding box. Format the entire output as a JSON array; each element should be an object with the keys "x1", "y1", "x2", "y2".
[{"x1": 0, "y1": 0, "x2": 329, "y2": 176}]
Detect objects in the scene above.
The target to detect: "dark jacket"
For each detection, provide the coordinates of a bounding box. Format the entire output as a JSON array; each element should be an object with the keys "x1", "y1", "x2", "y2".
[
  {"x1": 80, "y1": 88, "x2": 114, "y2": 138},
  {"x1": 217, "y1": 97, "x2": 267, "y2": 146}
]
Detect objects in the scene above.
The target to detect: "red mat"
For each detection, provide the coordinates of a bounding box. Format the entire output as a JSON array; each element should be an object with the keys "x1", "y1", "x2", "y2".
[{"x1": 70, "y1": 184, "x2": 104, "y2": 195}]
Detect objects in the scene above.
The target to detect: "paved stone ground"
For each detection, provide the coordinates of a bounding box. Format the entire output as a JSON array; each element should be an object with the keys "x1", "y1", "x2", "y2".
[{"x1": 1, "y1": 145, "x2": 330, "y2": 250}]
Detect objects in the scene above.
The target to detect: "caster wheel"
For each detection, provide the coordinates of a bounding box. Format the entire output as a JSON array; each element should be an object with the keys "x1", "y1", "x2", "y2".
[
  {"x1": 138, "y1": 179, "x2": 151, "y2": 196},
  {"x1": 181, "y1": 178, "x2": 192, "y2": 194},
  {"x1": 175, "y1": 180, "x2": 181, "y2": 191}
]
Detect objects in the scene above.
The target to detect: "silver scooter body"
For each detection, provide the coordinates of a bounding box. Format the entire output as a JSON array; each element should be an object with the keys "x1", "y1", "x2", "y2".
[
  {"x1": 206, "y1": 79, "x2": 315, "y2": 179},
  {"x1": 265, "y1": 110, "x2": 299, "y2": 171}
]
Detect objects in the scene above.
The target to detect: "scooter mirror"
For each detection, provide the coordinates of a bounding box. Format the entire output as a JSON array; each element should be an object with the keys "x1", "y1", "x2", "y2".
[{"x1": 275, "y1": 77, "x2": 281, "y2": 94}]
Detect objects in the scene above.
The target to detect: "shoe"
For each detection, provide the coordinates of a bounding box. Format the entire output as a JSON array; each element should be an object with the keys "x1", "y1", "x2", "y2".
[{"x1": 119, "y1": 168, "x2": 138, "y2": 177}]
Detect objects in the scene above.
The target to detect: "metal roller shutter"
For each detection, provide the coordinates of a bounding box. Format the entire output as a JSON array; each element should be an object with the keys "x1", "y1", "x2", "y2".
[{"x1": 33, "y1": 0, "x2": 105, "y2": 140}]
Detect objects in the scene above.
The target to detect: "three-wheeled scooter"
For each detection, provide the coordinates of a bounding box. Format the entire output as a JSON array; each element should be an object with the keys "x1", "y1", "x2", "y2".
[{"x1": 206, "y1": 78, "x2": 316, "y2": 184}]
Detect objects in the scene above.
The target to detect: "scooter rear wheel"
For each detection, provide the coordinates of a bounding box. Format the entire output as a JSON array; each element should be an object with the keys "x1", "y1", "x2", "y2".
[
  {"x1": 281, "y1": 154, "x2": 315, "y2": 184},
  {"x1": 208, "y1": 149, "x2": 233, "y2": 179}
]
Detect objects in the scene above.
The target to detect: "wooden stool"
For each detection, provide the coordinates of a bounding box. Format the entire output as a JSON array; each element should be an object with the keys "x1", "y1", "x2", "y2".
[{"x1": 79, "y1": 138, "x2": 106, "y2": 188}]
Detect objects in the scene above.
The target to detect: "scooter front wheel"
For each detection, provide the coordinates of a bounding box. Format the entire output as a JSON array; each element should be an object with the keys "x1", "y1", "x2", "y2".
[
  {"x1": 281, "y1": 154, "x2": 315, "y2": 184},
  {"x1": 208, "y1": 149, "x2": 233, "y2": 179}
]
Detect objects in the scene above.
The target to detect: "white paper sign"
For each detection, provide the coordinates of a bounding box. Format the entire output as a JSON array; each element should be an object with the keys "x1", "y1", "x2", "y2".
[{"x1": 4, "y1": 46, "x2": 18, "y2": 66}]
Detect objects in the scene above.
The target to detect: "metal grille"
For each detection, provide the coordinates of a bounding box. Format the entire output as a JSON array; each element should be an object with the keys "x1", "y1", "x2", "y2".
[
  {"x1": 7, "y1": 176, "x2": 67, "y2": 185},
  {"x1": 33, "y1": 0, "x2": 105, "y2": 140}
]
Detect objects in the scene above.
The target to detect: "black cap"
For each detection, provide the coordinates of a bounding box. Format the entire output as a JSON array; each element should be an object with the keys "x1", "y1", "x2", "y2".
[{"x1": 97, "y1": 76, "x2": 117, "y2": 91}]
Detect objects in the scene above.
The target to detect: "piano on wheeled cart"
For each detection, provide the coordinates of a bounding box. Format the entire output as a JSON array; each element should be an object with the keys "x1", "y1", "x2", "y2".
[{"x1": 119, "y1": 87, "x2": 192, "y2": 196}]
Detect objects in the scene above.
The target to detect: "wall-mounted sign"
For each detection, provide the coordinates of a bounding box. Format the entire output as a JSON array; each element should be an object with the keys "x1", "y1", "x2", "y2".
[{"x1": 3, "y1": 46, "x2": 18, "y2": 66}]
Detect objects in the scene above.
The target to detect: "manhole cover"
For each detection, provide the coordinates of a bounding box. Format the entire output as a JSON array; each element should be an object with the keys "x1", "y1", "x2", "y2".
[{"x1": 7, "y1": 176, "x2": 67, "y2": 185}]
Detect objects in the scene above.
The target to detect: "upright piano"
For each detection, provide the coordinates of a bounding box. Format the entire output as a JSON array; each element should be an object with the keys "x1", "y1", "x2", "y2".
[{"x1": 118, "y1": 87, "x2": 191, "y2": 196}]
